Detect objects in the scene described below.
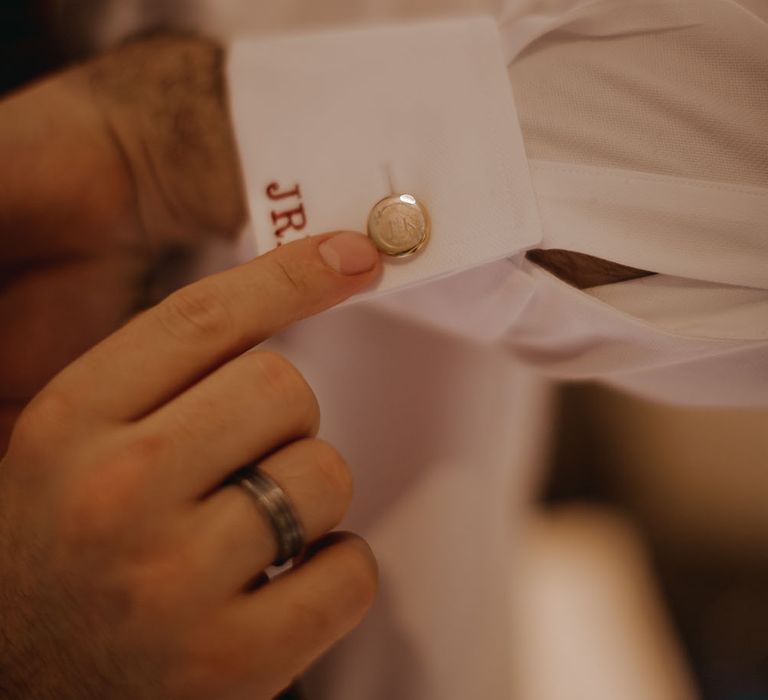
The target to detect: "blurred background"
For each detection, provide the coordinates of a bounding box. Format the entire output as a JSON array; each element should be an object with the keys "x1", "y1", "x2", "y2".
[
  {"x1": 2, "y1": 1, "x2": 766, "y2": 698},
  {"x1": 526, "y1": 385, "x2": 768, "y2": 700}
]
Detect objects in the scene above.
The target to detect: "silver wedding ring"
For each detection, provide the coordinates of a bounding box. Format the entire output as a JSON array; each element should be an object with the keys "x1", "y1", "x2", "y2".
[{"x1": 238, "y1": 467, "x2": 305, "y2": 566}]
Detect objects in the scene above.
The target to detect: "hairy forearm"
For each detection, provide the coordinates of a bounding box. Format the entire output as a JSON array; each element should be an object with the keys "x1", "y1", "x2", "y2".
[{"x1": 82, "y1": 33, "x2": 246, "y2": 248}]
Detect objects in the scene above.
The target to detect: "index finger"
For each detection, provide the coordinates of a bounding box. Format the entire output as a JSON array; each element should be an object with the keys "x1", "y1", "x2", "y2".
[{"x1": 52, "y1": 232, "x2": 380, "y2": 421}]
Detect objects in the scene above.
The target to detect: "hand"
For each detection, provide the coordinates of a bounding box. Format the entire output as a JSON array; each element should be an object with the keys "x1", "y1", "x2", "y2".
[
  {"x1": 0, "y1": 232, "x2": 382, "y2": 699},
  {"x1": 0, "y1": 34, "x2": 245, "y2": 450}
]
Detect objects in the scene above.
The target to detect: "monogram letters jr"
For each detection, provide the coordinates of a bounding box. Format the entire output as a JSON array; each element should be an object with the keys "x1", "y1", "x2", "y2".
[{"x1": 266, "y1": 182, "x2": 306, "y2": 246}]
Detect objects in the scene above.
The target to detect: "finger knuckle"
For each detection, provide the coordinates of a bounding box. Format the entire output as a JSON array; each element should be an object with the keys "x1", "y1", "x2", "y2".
[
  {"x1": 58, "y1": 437, "x2": 161, "y2": 549},
  {"x1": 337, "y1": 542, "x2": 379, "y2": 613},
  {"x1": 286, "y1": 598, "x2": 338, "y2": 644},
  {"x1": 280, "y1": 543, "x2": 378, "y2": 645},
  {"x1": 161, "y1": 284, "x2": 234, "y2": 343},
  {"x1": 253, "y1": 352, "x2": 319, "y2": 431},
  {"x1": 122, "y1": 431, "x2": 171, "y2": 471},
  {"x1": 12, "y1": 388, "x2": 76, "y2": 447},
  {"x1": 269, "y1": 257, "x2": 310, "y2": 299},
  {"x1": 307, "y1": 440, "x2": 353, "y2": 507}
]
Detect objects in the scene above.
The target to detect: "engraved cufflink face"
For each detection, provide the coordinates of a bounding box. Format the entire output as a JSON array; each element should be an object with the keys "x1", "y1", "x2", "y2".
[{"x1": 367, "y1": 194, "x2": 431, "y2": 257}]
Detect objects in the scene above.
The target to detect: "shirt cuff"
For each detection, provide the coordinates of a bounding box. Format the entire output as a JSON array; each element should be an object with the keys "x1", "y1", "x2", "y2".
[{"x1": 226, "y1": 16, "x2": 541, "y2": 303}]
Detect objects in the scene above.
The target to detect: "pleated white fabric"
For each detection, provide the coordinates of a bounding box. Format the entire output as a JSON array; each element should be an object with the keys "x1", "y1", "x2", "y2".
[
  {"x1": 375, "y1": 0, "x2": 768, "y2": 405},
  {"x1": 497, "y1": 0, "x2": 768, "y2": 405}
]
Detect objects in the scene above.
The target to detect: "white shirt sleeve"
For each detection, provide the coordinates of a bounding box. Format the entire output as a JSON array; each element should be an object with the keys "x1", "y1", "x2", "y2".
[
  {"x1": 498, "y1": 0, "x2": 768, "y2": 405},
  {"x1": 381, "y1": 0, "x2": 768, "y2": 406},
  {"x1": 226, "y1": 0, "x2": 768, "y2": 407},
  {"x1": 226, "y1": 17, "x2": 541, "y2": 299}
]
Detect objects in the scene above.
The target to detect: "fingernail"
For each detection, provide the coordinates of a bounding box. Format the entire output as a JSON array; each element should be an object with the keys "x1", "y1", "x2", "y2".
[{"x1": 318, "y1": 232, "x2": 379, "y2": 275}]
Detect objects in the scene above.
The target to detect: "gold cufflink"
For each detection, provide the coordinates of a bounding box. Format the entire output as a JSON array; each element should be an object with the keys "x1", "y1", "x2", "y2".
[{"x1": 367, "y1": 194, "x2": 431, "y2": 258}]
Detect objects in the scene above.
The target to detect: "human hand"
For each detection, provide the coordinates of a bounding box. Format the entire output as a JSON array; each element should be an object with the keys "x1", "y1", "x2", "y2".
[
  {"x1": 0, "y1": 34, "x2": 245, "y2": 449},
  {"x1": 0, "y1": 232, "x2": 381, "y2": 699}
]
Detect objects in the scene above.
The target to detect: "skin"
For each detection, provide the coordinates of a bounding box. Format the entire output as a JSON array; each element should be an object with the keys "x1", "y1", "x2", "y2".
[
  {"x1": 0, "y1": 31, "x2": 647, "y2": 448},
  {"x1": 0, "y1": 232, "x2": 382, "y2": 700},
  {"x1": 0, "y1": 29, "x2": 653, "y2": 699},
  {"x1": 0, "y1": 34, "x2": 245, "y2": 451},
  {"x1": 0, "y1": 35, "x2": 382, "y2": 699}
]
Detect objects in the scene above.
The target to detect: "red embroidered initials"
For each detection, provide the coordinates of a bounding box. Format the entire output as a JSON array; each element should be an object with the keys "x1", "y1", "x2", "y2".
[{"x1": 266, "y1": 182, "x2": 307, "y2": 245}]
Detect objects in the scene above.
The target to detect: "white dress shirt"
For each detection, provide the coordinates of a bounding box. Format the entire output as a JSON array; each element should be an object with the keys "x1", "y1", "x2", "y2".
[{"x1": 85, "y1": 0, "x2": 768, "y2": 697}]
